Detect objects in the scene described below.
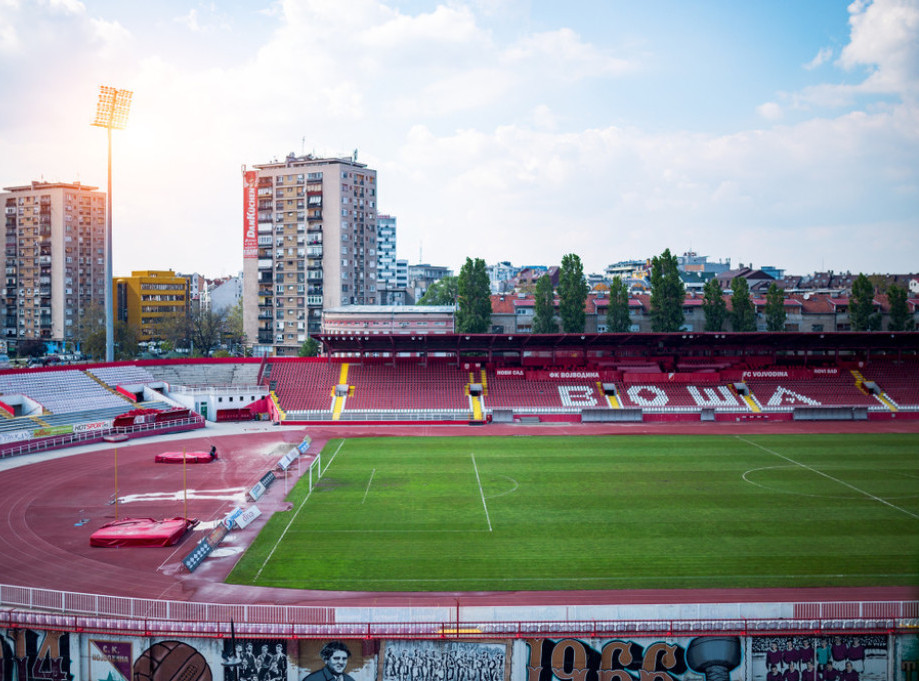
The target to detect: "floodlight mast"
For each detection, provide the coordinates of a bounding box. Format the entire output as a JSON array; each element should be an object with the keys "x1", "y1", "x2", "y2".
[{"x1": 91, "y1": 86, "x2": 132, "y2": 362}]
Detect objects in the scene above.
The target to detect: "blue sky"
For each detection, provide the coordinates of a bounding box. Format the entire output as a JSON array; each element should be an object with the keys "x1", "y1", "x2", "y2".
[{"x1": 1, "y1": 0, "x2": 916, "y2": 278}]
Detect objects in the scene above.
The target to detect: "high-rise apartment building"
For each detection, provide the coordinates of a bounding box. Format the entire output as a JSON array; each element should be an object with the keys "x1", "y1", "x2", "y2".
[
  {"x1": 242, "y1": 153, "x2": 379, "y2": 356},
  {"x1": 1, "y1": 181, "x2": 107, "y2": 353},
  {"x1": 377, "y1": 215, "x2": 397, "y2": 286}
]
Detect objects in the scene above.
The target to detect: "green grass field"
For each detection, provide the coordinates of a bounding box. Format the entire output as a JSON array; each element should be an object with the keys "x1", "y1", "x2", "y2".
[{"x1": 226, "y1": 433, "x2": 919, "y2": 592}]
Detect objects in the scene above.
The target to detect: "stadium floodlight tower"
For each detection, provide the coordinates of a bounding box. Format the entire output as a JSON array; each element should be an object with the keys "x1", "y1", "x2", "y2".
[{"x1": 91, "y1": 85, "x2": 133, "y2": 362}]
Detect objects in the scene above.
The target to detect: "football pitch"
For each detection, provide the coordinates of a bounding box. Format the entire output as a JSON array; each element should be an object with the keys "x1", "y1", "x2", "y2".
[{"x1": 227, "y1": 433, "x2": 919, "y2": 592}]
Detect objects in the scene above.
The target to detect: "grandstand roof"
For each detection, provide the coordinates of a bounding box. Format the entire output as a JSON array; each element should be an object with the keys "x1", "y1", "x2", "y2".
[{"x1": 316, "y1": 331, "x2": 919, "y2": 359}]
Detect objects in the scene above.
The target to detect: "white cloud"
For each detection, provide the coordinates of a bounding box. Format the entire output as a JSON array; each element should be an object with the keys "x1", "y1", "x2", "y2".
[
  {"x1": 838, "y1": 0, "x2": 919, "y2": 96},
  {"x1": 505, "y1": 27, "x2": 635, "y2": 80},
  {"x1": 804, "y1": 46, "x2": 834, "y2": 70},
  {"x1": 39, "y1": 0, "x2": 84, "y2": 15},
  {"x1": 757, "y1": 101, "x2": 784, "y2": 120},
  {"x1": 89, "y1": 16, "x2": 131, "y2": 57}
]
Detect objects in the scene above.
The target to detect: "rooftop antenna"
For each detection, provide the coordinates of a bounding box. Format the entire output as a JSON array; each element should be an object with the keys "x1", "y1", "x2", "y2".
[{"x1": 301, "y1": 137, "x2": 305, "y2": 156}]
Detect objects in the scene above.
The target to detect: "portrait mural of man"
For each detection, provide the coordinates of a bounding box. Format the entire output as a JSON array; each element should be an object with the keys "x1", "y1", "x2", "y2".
[{"x1": 302, "y1": 641, "x2": 356, "y2": 681}]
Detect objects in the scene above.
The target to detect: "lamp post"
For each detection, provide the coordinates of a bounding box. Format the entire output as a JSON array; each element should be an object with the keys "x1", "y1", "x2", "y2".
[{"x1": 91, "y1": 85, "x2": 132, "y2": 362}]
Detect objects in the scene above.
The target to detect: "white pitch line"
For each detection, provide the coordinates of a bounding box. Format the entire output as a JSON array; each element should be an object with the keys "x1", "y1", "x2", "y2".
[
  {"x1": 253, "y1": 484, "x2": 315, "y2": 582},
  {"x1": 362, "y1": 468, "x2": 376, "y2": 504},
  {"x1": 737, "y1": 436, "x2": 919, "y2": 520},
  {"x1": 321, "y1": 439, "x2": 345, "y2": 476},
  {"x1": 470, "y1": 453, "x2": 492, "y2": 532}
]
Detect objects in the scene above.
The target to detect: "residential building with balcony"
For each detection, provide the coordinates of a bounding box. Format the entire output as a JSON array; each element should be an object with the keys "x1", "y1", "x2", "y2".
[
  {"x1": 1, "y1": 181, "x2": 107, "y2": 353},
  {"x1": 242, "y1": 153, "x2": 379, "y2": 356},
  {"x1": 114, "y1": 270, "x2": 188, "y2": 342}
]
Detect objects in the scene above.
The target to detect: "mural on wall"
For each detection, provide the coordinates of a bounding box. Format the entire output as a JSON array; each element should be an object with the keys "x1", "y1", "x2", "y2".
[
  {"x1": 297, "y1": 640, "x2": 375, "y2": 681},
  {"x1": 0, "y1": 629, "x2": 72, "y2": 681},
  {"x1": 382, "y1": 640, "x2": 507, "y2": 681},
  {"x1": 525, "y1": 636, "x2": 743, "y2": 681},
  {"x1": 751, "y1": 636, "x2": 888, "y2": 681},
  {"x1": 134, "y1": 640, "x2": 212, "y2": 681},
  {"x1": 221, "y1": 639, "x2": 288, "y2": 681},
  {"x1": 89, "y1": 640, "x2": 133, "y2": 681}
]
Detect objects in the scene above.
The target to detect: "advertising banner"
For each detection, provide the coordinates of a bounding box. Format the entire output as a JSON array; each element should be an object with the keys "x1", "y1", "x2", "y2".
[{"x1": 243, "y1": 170, "x2": 258, "y2": 258}]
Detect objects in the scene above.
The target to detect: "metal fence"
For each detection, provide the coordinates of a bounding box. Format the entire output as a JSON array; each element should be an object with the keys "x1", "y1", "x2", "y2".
[{"x1": 1, "y1": 583, "x2": 916, "y2": 640}]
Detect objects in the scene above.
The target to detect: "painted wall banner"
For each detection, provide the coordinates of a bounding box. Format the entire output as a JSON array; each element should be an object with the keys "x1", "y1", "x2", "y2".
[
  {"x1": 243, "y1": 170, "x2": 258, "y2": 259},
  {"x1": 383, "y1": 639, "x2": 507, "y2": 681},
  {"x1": 525, "y1": 636, "x2": 742, "y2": 681},
  {"x1": 298, "y1": 640, "x2": 376, "y2": 681},
  {"x1": 0, "y1": 628, "x2": 72, "y2": 681},
  {"x1": 135, "y1": 640, "x2": 212, "y2": 681},
  {"x1": 260, "y1": 471, "x2": 277, "y2": 488},
  {"x1": 222, "y1": 639, "x2": 287, "y2": 681},
  {"x1": 751, "y1": 635, "x2": 887, "y2": 681},
  {"x1": 496, "y1": 369, "x2": 525, "y2": 377},
  {"x1": 89, "y1": 640, "x2": 132, "y2": 681},
  {"x1": 297, "y1": 436, "x2": 312, "y2": 454}
]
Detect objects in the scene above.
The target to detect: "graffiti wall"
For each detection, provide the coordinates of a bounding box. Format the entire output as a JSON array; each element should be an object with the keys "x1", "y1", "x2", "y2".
[
  {"x1": 0, "y1": 629, "x2": 915, "y2": 681},
  {"x1": 382, "y1": 640, "x2": 507, "y2": 681},
  {"x1": 750, "y1": 636, "x2": 888, "y2": 681},
  {"x1": 0, "y1": 629, "x2": 72, "y2": 681}
]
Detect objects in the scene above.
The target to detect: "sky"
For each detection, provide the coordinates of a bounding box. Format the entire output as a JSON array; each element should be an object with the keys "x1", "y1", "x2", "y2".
[{"x1": 0, "y1": 0, "x2": 917, "y2": 279}]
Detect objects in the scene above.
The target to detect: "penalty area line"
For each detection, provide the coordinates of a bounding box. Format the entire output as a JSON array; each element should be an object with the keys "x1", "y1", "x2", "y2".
[
  {"x1": 253, "y1": 484, "x2": 314, "y2": 583},
  {"x1": 737, "y1": 436, "x2": 919, "y2": 520},
  {"x1": 362, "y1": 468, "x2": 376, "y2": 504},
  {"x1": 321, "y1": 439, "x2": 345, "y2": 476},
  {"x1": 471, "y1": 453, "x2": 492, "y2": 532}
]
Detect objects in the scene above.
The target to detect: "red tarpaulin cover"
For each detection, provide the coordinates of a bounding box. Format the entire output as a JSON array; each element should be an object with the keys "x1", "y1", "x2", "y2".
[
  {"x1": 90, "y1": 517, "x2": 198, "y2": 547},
  {"x1": 155, "y1": 450, "x2": 215, "y2": 464}
]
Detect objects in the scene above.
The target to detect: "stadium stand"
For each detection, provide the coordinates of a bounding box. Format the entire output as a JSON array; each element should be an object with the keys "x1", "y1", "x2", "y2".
[
  {"x1": 344, "y1": 363, "x2": 470, "y2": 413},
  {"x1": 266, "y1": 360, "x2": 341, "y2": 413},
  {"x1": 88, "y1": 365, "x2": 157, "y2": 386}
]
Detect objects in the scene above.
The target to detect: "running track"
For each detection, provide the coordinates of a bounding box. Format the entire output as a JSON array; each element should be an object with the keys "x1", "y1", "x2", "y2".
[{"x1": 1, "y1": 419, "x2": 917, "y2": 609}]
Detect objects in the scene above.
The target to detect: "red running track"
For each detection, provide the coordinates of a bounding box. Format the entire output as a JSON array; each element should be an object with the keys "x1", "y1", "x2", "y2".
[{"x1": 0, "y1": 420, "x2": 917, "y2": 608}]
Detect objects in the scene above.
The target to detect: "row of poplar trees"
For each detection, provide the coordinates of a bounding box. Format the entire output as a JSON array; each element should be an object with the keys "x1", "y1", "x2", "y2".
[{"x1": 423, "y1": 250, "x2": 914, "y2": 334}]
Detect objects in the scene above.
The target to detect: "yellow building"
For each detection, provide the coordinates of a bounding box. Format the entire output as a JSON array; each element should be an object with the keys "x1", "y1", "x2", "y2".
[{"x1": 114, "y1": 270, "x2": 188, "y2": 342}]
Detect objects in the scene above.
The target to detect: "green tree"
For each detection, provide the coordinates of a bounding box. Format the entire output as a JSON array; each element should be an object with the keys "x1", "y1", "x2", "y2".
[
  {"x1": 850, "y1": 273, "x2": 881, "y2": 331},
  {"x1": 456, "y1": 258, "x2": 492, "y2": 333},
  {"x1": 17, "y1": 338, "x2": 47, "y2": 359},
  {"x1": 886, "y1": 283, "x2": 914, "y2": 331},
  {"x1": 532, "y1": 273, "x2": 557, "y2": 333},
  {"x1": 557, "y1": 253, "x2": 589, "y2": 333},
  {"x1": 189, "y1": 305, "x2": 225, "y2": 356},
  {"x1": 158, "y1": 310, "x2": 192, "y2": 353},
  {"x1": 605, "y1": 276, "x2": 631, "y2": 332},
  {"x1": 298, "y1": 337, "x2": 321, "y2": 356},
  {"x1": 730, "y1": 277, "x2": 756, "y2": 332},
  {"x1": 649, "y1": 248, "x2": 685, "y2": 332},
  {"x1": 115, "y1": 320, "x2": 140, "y2": 360},
  {"x1": 417, "y1": 276, "x2": 458, "y2": 305},
  {"x1": 73, "y1": 301, "x2": 106, "y2": 359},
  {"x1": 701, "y1": 278, "x2": 727, "y2": 332},
  {"x1": 764, "y1": 283, "x2": 787, "y2": 332},
  {"x1": 223, "y1": 299, "x2": 247, "y2": 355}
]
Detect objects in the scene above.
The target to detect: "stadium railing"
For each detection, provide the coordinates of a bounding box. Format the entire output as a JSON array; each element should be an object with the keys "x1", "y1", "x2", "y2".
[
  {"x1": 1, "y1": 583, "x2": 916, "y2": 639},
  {"x1": 0, "y1": 415, "x2": 204, "y2": 460}
]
